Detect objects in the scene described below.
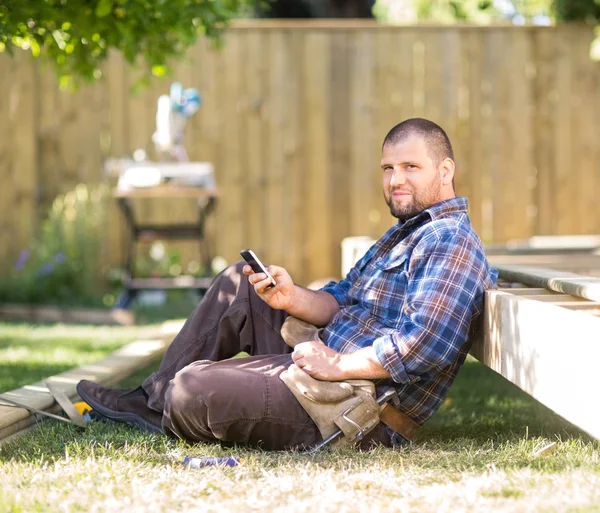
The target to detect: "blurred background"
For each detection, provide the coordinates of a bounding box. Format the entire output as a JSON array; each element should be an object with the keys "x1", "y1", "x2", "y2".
[{"x1": 1, "y1": 0, "x2": 600, "y2": 313}]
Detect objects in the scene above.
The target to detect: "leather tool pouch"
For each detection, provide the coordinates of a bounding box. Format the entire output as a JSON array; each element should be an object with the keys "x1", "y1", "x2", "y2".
[
  {"x1": 279, "y1": 317, "x2": 420, "y2": 445},
  {"x1": 281, "y1": 316, "x2": 322, "y2": 348},
  {"x1": 280, "y1": 363, "x2": 380, "y2": 446}
]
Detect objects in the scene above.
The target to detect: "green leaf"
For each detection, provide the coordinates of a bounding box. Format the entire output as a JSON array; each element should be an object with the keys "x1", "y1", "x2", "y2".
[{"x1": 95, "y1": 0, "x2": 114, "y2": 18}]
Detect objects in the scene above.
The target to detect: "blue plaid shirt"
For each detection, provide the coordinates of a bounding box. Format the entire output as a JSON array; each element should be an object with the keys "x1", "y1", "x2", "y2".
[{"x1": 320, "y1": 197, "x2": 497, "y2": 425}]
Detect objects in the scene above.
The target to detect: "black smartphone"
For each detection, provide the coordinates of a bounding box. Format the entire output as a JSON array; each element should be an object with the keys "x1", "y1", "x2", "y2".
[{"x1": 240, "y1": 249, "x2": 277, "y2": 289}]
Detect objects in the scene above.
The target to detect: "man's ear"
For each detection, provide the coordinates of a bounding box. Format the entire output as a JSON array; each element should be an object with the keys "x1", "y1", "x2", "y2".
[{"x1": 440, "y1": 158, "x2": 455, "y2": 186}]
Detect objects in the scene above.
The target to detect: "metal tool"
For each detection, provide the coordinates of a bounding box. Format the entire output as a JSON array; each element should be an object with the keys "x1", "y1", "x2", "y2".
[
  {"x1": 0, "y1": 382, "x2": 90, "y2": 428},
  {"x1": 302, "y1": 388, "x2": 397, "y2": 455},
  {"x1": 45, "y1": 381, "x2": 89, "y2": 428},
  {"x1": 0, "y1": 396, "x2": 75, "y2": 424}
]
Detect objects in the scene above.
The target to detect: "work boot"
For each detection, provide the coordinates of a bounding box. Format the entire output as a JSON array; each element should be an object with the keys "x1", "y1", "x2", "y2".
[{"x1": 76, "y1": 380, "x2": 163, "y2": 435}]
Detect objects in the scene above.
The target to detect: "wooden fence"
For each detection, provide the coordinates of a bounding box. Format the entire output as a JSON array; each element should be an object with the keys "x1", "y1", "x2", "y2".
[{"x1": 1, "y1": 21, "x2": 599, "y2": 286}]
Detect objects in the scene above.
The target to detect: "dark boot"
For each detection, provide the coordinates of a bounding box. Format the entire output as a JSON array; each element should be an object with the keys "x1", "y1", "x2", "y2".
[{"x1": 77, "y1": 380, "x2": 163, "y2": 434}]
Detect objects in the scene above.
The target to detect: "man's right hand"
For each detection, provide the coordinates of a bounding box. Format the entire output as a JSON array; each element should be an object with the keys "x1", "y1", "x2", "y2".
[{"x1": 243, "y1": 264, "x2": 295, "y2": 311}]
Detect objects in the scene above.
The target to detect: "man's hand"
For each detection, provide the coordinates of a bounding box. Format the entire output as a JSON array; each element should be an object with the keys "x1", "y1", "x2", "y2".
[
  {"x1": 293, "y1": 343, "x2": 393, "y2": 382},
  {"x1": 291, "y1": 341, "x2": 346, "y2": 381},
  {"x1": 243, "y1": 264, "x2": 295, "y2": 310}
]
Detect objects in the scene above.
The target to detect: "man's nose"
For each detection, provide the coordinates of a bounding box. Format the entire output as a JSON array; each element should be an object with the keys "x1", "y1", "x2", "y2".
[{"x1": 389, "y1": 167, "x2": 406, "y2": 186}]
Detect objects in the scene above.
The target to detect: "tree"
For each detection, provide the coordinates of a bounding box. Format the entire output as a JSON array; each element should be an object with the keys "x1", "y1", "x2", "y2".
[
  {"x1": 0, "y1": 0, "x2": 258, "y2": 87},
  {"x1": 554, "y1": 0, "x2": 600, "y2": 23},
  {"x1": 256, "y1": 0, "x2": 375, "y2": 18}
]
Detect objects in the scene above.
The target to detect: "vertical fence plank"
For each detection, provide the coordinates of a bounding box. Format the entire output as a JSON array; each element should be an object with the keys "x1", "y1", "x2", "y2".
[
  {"x1": 532, "y1": 28, "x2": 556, "y2": 236},
  {"x1": 0, "y1": 53, "x2": 16, "y2": 264},
  {"x1": 464, "y1": 28, "x2": 484, "y2": 235},
  {"x1": 304, "y1": 31, "x2": 333, "y2": 282},
  {"x1": 553, "y1": 26, "x2": 574, "y2": 235},
  {"x1": 105, "y1": 51, "x2": 129, "y2": 270},
  {"x1": 285, "y1": 31, "x2": 307, "y2": 283},
  {"x1": 264, "y1": 30, "x2": 287, "y2": 269},
  {"x1": 218, "y1": 32, "x2": 244, "y2": 266},
  {"x1": 329, "y1": 30, "x2": 351, "y2": 279},
  {"x1": 191, "y1": 37, "x2": 221, "y2": 268},
  {"x1": 496, "y1": 28, "x2": 535, "y2": 241},
  {"x1": 349, "y1": 30, "x2": 377, "y2": 240},
  {"x1": 572, "y1": 26, "x2": 599, "y2": 235},
  {"x1": 11, "y1": 53, "x2": 39, "y2": 257},
  {"x1": 242, "y1": 29, "x2": 268, "y2": 260}
]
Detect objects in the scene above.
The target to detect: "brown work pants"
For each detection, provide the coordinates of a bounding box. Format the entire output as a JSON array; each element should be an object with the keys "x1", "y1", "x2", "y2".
[
  {"x1": 141, "y1": 261, "x2": 390, "y2": 451},
  {"x1": 141, "y1": 261, "x2": 321, "y2": 450}
]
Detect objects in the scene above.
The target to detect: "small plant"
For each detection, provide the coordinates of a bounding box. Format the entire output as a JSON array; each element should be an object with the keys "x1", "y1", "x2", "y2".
[{"x1": 0, "y1": 184, "x2": 112, "y2": 307}]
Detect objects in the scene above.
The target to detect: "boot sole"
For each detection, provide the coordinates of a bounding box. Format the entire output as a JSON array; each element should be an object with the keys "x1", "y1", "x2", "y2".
[{"x1": 76, "y1": 383, "x2": 163, "y2": 435}]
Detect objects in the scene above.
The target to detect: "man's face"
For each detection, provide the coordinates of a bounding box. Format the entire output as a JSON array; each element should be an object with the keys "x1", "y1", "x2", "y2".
[{"x1": 381, "y1": 136, "x2": 443, "y2": 221}]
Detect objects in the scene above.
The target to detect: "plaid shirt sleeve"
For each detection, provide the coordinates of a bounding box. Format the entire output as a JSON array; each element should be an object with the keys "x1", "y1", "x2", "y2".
[{"x1": 373, "y1": 227, "x2": 488, "y2": 384}]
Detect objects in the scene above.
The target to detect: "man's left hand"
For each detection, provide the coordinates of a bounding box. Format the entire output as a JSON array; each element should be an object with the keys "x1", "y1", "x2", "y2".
[{"x1": 291, "y1": 341, "x2": 346, "y2": 381}]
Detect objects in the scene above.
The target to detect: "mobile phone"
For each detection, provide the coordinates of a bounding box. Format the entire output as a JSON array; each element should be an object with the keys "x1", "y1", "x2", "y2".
[{"x1": 240, "y1": 249, "x2": 277, "y2": 289}]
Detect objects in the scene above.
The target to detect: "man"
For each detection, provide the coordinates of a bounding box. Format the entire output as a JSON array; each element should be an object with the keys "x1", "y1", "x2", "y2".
[{"x1": 78, "y1": 118, "x2": 497, "y2": 450}]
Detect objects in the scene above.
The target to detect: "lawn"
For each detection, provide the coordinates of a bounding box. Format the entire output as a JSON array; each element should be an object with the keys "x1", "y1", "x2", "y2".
[
  {"x1": 0, "y1": 322, "x2": 166, "y2": 393},
  {"x1": 0, "y1": 322, "x2": 599, "y2": 512}
]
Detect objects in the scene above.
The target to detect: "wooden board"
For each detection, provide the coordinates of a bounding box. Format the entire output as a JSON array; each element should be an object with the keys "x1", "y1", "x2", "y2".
[
  {"x1": 0, "y1": 325, "x2": 182, "y2": 442},
  {"x1": 471, "y1": 289, "x2": 600, "y2": 440}
]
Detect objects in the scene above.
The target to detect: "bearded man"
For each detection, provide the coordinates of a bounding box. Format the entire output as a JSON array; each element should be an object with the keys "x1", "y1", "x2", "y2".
[{"x1": 77, "y1": 118, "x2": 497, "y2": 450}]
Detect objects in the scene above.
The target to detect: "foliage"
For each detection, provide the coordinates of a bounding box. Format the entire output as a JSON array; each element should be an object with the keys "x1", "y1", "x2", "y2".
[
  {"x1": 0, "y1": 0, "x2": 259, "y2": 87},
  {"x1": 554, "y1": 0, "x2": 600, "y2": 24},
  {"x1": 0, "y1": 184, "x2": 111, "y2": 307},
  {"x1": 410, "y1": 0, "x2": 553, "y2": 23}
]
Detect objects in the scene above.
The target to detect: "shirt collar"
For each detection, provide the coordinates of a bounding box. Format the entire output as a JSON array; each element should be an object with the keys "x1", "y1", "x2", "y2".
[{"x1": 397, "y1": 197, "x2": 469, "y2": 230}]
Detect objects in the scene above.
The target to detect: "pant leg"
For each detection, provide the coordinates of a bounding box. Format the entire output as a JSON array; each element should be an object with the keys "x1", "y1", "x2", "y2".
[
  {"x1": 142, "y1": 261, "x2": 291, "y2": 412},
  {"x1": 162, "y1": 354, "x2": 322, "y2": 451}
]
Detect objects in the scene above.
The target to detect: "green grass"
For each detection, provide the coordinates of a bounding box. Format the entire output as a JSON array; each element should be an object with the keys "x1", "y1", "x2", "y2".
[
  {"x1": 1, "y1": 322, "x2": 599, "y2": 511},
  {"x1": 0, "y1": 323, "x2": 165, "y2": 393}
]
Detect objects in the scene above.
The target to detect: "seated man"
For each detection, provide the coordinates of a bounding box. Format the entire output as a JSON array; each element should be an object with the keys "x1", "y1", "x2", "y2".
[{"x1": 78, "y1": 118, "x2": 497, "y2": 450}]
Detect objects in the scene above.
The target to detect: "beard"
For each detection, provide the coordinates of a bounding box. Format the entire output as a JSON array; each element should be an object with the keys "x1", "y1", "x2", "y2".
[{"x1": 385, "y1": 175, "x2": 442, "y2": 221}]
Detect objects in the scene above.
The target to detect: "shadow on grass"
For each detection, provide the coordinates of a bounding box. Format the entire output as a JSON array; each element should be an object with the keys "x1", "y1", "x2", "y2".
[{"x1": 420, "y1": 358, "x2": 593, "y2": 443}]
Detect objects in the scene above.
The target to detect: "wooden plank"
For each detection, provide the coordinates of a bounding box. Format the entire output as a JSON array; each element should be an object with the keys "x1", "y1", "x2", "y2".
[
  {"x1": 501, "y1": 28, "x2": 535, "y2": 240},
  {"x1": 191, "y1": 37, "x2": 221, "y2": 269},
  {"x1": 242, "y1": 29, "x2": 268, "y2": 260},
  {"x1": 0, "y1": 52, "x2": 15, "y2": 267},
  {"x1": 348, "y1": 30, "x2": 376, "y2": 240},
  {"x1": 218, "y1": 32, "x2": 244, "y2": 266},
  {"x1": 478, "y1": 29, "x2": 500, "y2": 243},
  {"x1": 489, "y1": 29, "x2": 511, "y2": 243},
  {"x1": 494, "y1": 264, "x2": 600, "y2": 302},
  {"x1": 0, "y1": 333, "x2": 176, "y2": 443},
  {"x1": 471, "y1": 289, "x2": 600, "y2": 440},
  {"x1": 303, "y1": 32, "x2": 333, "y2": 282},
  {"x1": 553, "y1": 26, "x2": 573, "y2": 235},
  {"x1": 11, "y1": 52, "x2": 39, "y2": 256},
  {"x1": 284, "y1": 31, "x2": 306, "y2": 283},
  {"x1": 105, "y1": 51, "x2": 129, "y2": 270},
  {"x1": 572, "y1": 27, "x2": 599, "y2": 235},
  {"x1": 465, "y1": 28, "x2": 484, "y2": 234},
  {"x1": 374, "y1": 29, "x2": 401, "y2": 236},
  {"x1": 263, "y1": 30, "x2": 287, "y2": 269},
  {"x1": 532, "y1": 28, "x2": 556, "y2": 235}
]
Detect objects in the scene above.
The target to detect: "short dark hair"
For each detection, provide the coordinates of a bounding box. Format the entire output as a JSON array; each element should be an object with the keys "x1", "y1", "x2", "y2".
[{"x1": 382, "y1": 118, "x2": 454, "y2": 166}]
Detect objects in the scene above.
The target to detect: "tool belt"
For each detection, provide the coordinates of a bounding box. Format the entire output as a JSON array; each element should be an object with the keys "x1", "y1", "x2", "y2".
[{"x1": 279, "y1": 317, "x2": 420, "y2": 447}]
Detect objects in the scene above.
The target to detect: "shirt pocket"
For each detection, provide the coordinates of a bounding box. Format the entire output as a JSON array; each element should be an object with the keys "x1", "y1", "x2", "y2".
[{"x1": 350, "y1": 253, "x2": 410, "y2": 328}]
